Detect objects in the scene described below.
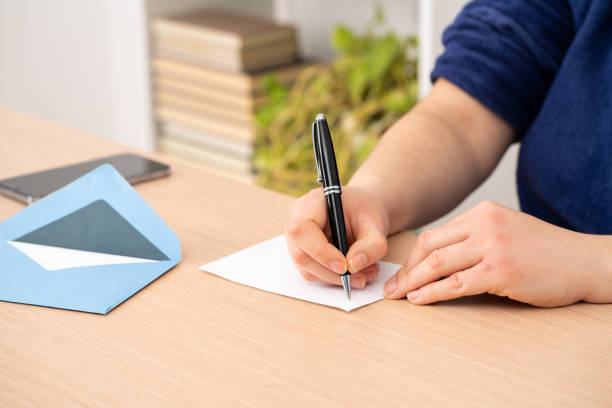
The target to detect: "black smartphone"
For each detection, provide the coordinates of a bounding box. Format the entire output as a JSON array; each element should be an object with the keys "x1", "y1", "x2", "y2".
[{"x1": 0, "y1": 153, "x2": 170, "y2": 204}]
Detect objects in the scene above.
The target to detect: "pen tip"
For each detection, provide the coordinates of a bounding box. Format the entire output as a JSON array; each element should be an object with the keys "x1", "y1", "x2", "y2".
[
  {"x1": 316, "y1": 113, "x2": 326, "y2": 121},
  {"x1": 341, "y1": 274, "x2": 351, "y2": 301}
]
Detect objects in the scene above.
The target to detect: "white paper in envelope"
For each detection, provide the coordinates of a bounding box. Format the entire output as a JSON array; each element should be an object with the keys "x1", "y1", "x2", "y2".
[{"x1": 200, "y1": 235, "x2": 400, "y2": 311}]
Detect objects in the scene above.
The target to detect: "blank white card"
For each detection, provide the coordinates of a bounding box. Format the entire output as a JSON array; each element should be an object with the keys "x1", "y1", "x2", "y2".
[{"x1": 200, "y1": 235, "x2": 400, "y2": 311}]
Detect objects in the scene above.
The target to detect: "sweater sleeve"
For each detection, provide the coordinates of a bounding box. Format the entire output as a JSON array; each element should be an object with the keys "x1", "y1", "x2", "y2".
[{"x1": 431, "y1": 0, "x2": 574, "y2": 135}]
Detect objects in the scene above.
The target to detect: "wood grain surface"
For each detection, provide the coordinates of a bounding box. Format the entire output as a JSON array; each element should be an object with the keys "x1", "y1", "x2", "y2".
[{"x1": 0, "y1": 107, "x2": 610, "y2": 407}]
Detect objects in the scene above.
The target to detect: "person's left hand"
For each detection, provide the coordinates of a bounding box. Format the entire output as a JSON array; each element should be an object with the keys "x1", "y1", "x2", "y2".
[{"x1": 383, "y1": 201, "x2": 611, "y2": 307}]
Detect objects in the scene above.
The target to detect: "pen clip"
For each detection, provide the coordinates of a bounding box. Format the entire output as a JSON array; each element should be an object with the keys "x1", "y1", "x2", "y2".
[{"x1": 312, "y1": 121, "x2": 323, "y2": 184}]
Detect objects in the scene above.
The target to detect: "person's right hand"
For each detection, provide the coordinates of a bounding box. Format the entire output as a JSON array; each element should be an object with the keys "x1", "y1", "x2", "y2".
[{"x1": 285, "y1": 186, "x2": 390, "y2": 289}]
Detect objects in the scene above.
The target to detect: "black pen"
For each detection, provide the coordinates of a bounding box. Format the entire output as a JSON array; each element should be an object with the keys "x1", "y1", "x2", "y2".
[{"x1": 312, "y1": 113, "x2": 351, "y2": 300}]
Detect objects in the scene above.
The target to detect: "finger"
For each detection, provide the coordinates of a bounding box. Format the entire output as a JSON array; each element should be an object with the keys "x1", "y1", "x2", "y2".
[
  {"x1": 406, "y1": 263, "x2": 491, "y2": 305},
  {"x1": 385, "y1": 240, "x2": 481, "y2": 299},
  {"x1": 408, "y1": 223, "x2": 469, "y2": 268},
  {"x1": 361, "y1": 262, "x2": 380, "y2": 284},
  {"x1": 346, "y1": 227, "x2": 388, "y2": 274},
  {"x1": 297, "y1": 268, "x2": 368, "y2": 287},
  {"x1": 285, "y1": 218, "x2": 347, "y2": 274},
  {"x1": 296, "y1": 265, "x2": 367, "y2": 288},
  {"x1": 294, "y1": 253, "x2": 378, "y2": 288},
  {"x1": 297, "y1": 269, "x2": 322, "y2": 283},
  {"x1": 384, "y1": 223, "x2": 469, "y2": 297},
  {"x1": 288, "y1": 238, "x2": 370, "y2": 288}
]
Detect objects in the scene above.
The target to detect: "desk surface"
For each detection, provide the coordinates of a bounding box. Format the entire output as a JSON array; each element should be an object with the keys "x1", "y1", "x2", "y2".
[{"x1": 1, "y1": 107, "x2": 611, "y2": 407}]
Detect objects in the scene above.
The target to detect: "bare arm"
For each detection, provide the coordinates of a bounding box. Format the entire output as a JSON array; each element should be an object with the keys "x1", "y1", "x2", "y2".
[
  {"x1": 349, "y1": 78, "x2": 515, "y2": 233},
  {"x1": 285, "y1": 78, "x2": 612, "y2": 307}
]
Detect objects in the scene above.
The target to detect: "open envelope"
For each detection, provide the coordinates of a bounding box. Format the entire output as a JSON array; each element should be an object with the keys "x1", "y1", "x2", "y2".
[{"x1": 0, "y1": 164, "x2": 180, "y2": 314}]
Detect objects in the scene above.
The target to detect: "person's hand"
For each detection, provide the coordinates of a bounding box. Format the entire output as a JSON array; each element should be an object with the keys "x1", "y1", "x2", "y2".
[
  {"x1": 384, "y1": 201, "x2": 610, "y2": 307},
  {"x1": 285, "y1": 186, "x2": 389, "y2": 289}
]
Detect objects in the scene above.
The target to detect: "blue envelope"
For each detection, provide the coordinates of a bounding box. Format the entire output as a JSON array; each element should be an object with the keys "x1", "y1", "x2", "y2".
[{"x1": 0, "y1": 164, "x2": 181, "y2": 314}]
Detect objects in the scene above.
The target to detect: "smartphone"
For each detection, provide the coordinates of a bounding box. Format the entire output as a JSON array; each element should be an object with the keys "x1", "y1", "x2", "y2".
[{"x1": 0, "y1": 153, "x2": 170, "y2": 204}]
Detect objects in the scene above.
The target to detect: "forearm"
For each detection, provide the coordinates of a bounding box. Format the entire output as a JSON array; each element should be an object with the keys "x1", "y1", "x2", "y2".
[
  {"x1": 349, "y1": 79, "x2": 515, "y2": 233},
  {"x1": 349, "y1": 102, "x2": 482, "y2": 232}
]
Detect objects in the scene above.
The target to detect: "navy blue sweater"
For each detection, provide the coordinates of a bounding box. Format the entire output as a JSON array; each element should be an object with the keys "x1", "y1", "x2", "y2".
[{"x1": 431, "y1": 0, "x2": 612, "y2": 234}]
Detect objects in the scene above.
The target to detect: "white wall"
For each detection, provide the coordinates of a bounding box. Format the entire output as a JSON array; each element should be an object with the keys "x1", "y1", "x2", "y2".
[
  {"x1": 418, "y1": 0, "x2": 466, "y2": 98},
  {"x1": 0, "y1": 1, "x2": 113, "y2": 142},
  {"x1": 0, "y1": 0, "x2": 153, "y2": 151},
  {"x1": 275, "y1": 0, "x2": 418, "y2": 62}
]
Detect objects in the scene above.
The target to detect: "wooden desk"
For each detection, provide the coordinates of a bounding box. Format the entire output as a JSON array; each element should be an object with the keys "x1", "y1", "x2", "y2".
[{"x1": 0, "y1": 107, "x2": 611, "y2": 407}]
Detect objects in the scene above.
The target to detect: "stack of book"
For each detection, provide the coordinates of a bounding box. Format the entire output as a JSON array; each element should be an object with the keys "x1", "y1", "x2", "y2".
[{"x1": 151, "y1": 9, "x2": 306, "y2": 182}]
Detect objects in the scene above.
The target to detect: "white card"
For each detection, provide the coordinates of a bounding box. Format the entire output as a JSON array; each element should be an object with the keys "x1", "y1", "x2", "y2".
[{"x1": 200, "y1": 235, "x2": 401, "y2": 311}]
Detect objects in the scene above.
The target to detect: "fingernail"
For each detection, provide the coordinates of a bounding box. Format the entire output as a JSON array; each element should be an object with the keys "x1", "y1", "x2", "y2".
[
  {"x1": 366, "y1": 270, "x2": 377, "y2": 283},
  {"x1": 349, "y1": 253, "x2": 368, "y2": 273},
  {"x1": 407, "y1": 289, "x2": 420, "y2": 303},
  {"x1": 330, "y1": 260, "x2": 346, "y2": 274},
  {"x1": 384, "y1": 275, "x2": 397, "y2": 296}
]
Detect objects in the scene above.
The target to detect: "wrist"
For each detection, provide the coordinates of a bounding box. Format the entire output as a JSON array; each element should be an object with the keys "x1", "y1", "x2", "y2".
[
  {"x1": 581, "y1": 233, "x2": 612, "y2": 303},
  {"x1": 347, "y1": 177, "x2": 391, "y2": 236}
]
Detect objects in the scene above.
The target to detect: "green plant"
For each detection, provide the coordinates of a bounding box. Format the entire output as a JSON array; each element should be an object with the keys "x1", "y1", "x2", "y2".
[{"x1": 254, "y1": 8, "x2": 418, "y2": 196}]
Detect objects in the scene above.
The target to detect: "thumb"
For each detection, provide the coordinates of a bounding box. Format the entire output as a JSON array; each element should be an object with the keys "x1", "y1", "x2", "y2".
[{"x1": 345, "y1": 224, "x2": 388, "y2": 274}]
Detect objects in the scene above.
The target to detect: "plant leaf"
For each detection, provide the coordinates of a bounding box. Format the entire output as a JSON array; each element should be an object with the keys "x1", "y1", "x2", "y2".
[
  {"x1": 347, "y1": 65, "x2": 368, "y2": 102},
  {"x1": 331, "y1": 25, "x2": 355, "y2": 53},
  {"x1": 365, "y1": 35, "x2": 398, "y2": 83}
]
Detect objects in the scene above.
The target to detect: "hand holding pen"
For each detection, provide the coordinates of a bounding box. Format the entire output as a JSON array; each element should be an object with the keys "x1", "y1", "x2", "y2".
[{"x1": 284, "y1": 114, "x2": 390, "y2": 295}]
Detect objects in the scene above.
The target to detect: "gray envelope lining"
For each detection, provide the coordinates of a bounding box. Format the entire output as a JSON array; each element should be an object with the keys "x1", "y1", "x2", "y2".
[{"x1": 14, "y1": 199, "x2": 169, "y2": 261}]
